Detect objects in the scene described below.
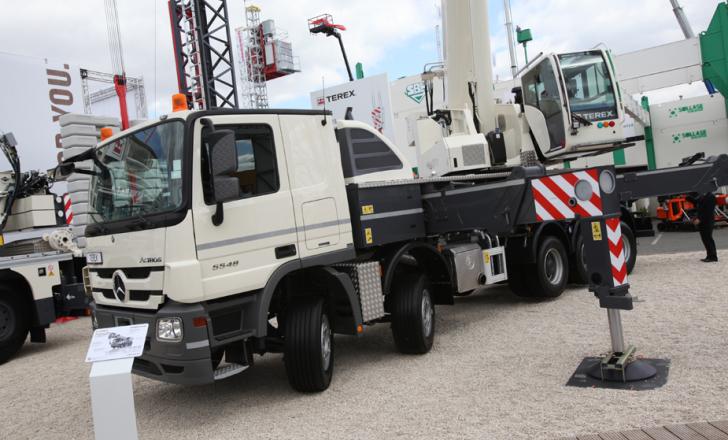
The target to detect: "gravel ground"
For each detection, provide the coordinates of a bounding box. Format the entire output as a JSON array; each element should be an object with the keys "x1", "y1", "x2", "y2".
[{"x1": 1, "y1": 250, "x2": 727, "y2": 440}]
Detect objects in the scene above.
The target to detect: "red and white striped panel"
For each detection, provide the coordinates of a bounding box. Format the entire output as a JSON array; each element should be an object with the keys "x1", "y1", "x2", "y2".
[
  {"x1": 63, "y1": 193, "x2": 73, "y2": 225},
  {"x1": 606, "y1": 217, "x2": 628, "y2": 287},
  {"x1": 371, "y1": 107, "x2": 383, "y2": 133},
  {"x1": 532, "y1": 169, "x2": 603, "y2": 221}
]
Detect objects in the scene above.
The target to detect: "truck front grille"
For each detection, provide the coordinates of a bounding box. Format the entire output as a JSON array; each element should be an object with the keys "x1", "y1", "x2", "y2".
[
  {"x1": 96, "y1": 289, "x2": 162, "y2": 302},
  {"x1": 91, "y1": 266, "x2": 164, "y2": 279}
]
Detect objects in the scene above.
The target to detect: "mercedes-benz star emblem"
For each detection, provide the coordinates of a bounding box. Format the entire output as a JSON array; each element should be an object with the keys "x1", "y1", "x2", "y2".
[{"x1": 112, "y1": 271, "x2": 127, "y2": 302}]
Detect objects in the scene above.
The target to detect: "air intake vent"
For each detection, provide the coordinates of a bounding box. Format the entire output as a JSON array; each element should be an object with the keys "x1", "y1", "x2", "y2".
[{"x1": 461, "y1": 143, "x2": 486, "y2": 166}]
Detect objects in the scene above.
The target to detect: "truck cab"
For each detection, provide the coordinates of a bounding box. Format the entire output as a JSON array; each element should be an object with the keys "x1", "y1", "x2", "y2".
[{"x1": 81, "y1": 109, "x2": 410, "y2": 384}]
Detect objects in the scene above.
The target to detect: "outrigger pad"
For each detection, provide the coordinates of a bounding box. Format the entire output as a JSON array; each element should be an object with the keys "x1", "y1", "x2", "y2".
[{"x1": 566, "y1": 357, "x2": 670, "y2": 390}]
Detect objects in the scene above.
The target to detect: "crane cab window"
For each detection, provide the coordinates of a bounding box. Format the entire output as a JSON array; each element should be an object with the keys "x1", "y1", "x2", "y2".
[
  {"x1": 558, "y1": 51, "x2": 617, "y2": 122},
  {"x1": 202, "y1": 124, "x2": 279, "y2": 204},
  {"x1": 335, "y1": 128, "x2": 403, "y2": 178}
]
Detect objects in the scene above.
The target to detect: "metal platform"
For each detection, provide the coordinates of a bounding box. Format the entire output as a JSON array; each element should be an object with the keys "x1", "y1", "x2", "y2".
[{"x1": 555, "y1": 420, "x2": 728, "y2": 440}]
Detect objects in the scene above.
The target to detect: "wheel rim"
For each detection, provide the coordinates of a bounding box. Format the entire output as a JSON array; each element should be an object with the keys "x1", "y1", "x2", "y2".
[
  {"x1": 320, "y1": 314, "x2": 332, "y2": 371},
  {"x1": 421, "y1": 289, "x2": 433, "y2": 338},
  {"x1": 544, "y1": 248, "x2": 564, "y2": 286},
  {"x1": 0, "y1": 302, "x2": 14, "y2": 340},
  {"x1": 622, "y1": 232, "x2": 632, "y2": 264}
]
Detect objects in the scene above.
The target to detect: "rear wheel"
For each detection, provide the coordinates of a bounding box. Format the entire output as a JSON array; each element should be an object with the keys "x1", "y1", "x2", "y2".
[
  {"x1": 391, "y1": 271, "x2": 435, "y2": 354},
  {"x1": 0, "y1": 290, "x2": 29, "y2": 364},
  {"x1": 571, "y1": 220, "x2": 638, "y2": 284},
  {"x1": 620, "y1": 221, "x2": 637, "y2": 274},
  {"x1": 510, "y1": 236, "x2": 569, "y2": 298},
  {"x1": 284, "y1": 296, "x2": 333, "y2": 392}
]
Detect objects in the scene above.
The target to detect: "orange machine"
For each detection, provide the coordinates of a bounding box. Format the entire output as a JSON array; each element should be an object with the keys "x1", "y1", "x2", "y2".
[{"x1": 656, "y1": 194, "x2": 728, "y2": 230}]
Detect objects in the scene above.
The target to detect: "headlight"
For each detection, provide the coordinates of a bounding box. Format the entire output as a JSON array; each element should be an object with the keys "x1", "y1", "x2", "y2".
[
  {"x1": 599, "y1": 170, "x2": 616, "y2": 194},
  {"x1": 575, "y1": 179, "x2": 593, "y2": 201},
  {"x1": 157, "y1": 317, "x2": 183, "y2": 342}
]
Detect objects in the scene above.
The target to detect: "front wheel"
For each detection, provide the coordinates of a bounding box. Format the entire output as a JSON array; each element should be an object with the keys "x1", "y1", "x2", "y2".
[
  {"x1": 391, "y1": 271, "x2": 435, "y2": 354},
  {"x1": 284, "y1": 296, "x2": 333, "y2": 392},
  {"x1": 0, "y1": 290, "x2": 29, "y2": 364}
]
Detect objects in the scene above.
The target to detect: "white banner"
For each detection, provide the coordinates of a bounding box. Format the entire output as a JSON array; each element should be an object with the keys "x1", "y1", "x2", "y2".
[
  {"x1": 310, "y1": 73, "x2": 396, "y2": 143},
  {"x1": 0, "y1": 52, "x2": 85, "y2": 173}
]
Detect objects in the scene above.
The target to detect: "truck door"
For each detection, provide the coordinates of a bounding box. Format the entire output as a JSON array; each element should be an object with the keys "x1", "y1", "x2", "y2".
[
  {"x1": 191, "y1": 114, "x2": 297, "y2": 300},
  {"x1": 521, "y1": 57, "x2": 568, "y2": 155}
]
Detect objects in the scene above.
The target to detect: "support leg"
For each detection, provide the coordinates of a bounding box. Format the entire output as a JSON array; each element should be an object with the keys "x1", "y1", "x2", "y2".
[{"x1": 579, "y1": 216, "x2": 658, "y2": 383}]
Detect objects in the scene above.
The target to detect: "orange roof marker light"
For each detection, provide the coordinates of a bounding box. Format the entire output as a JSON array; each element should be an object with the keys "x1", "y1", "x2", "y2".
[
  {"x1": 172, "y1": 93, "x2": 188, "y2": 112},
  {"x1": 100, "y1": 127, "x2": 114, "y2": 141}
]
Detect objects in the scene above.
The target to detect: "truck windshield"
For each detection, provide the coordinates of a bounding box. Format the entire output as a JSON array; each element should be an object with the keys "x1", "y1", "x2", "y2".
[
  {"x1": 558, "y1": 51, "x2": 618, "y2": 122},
  {"x1": 89, "y1": 120, "x2": 185, "y2": 224}
]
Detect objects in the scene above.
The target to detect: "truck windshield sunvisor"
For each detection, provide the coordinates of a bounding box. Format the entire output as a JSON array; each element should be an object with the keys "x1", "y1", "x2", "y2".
[{"x1": 88, "y1": 120, "x2": 186, "y2": 225}]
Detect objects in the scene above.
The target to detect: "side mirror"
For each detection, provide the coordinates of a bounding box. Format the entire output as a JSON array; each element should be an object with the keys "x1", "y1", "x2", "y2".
[{"x1": 204, "y1": 129, "x2": 238, "y2": 225}]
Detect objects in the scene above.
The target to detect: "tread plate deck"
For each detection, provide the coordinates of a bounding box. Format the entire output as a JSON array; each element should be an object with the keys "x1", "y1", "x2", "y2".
[{"x1": 555, "y1": 421, "x2": 728, "y2": 440}]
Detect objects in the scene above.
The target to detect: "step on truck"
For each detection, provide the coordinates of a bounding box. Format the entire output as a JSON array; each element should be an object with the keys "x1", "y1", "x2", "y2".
[
  {"x1": 61, "y1": 105, "x2": 728, "y2": 391},
  {"x1": 0, "y1": 132, "x2": 89, "y2": 363}
]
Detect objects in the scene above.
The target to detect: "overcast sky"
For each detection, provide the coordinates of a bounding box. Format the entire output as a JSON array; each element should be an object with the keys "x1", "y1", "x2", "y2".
[{"x1": 0, "y1": 0, "x2": 719, "y2": 116}]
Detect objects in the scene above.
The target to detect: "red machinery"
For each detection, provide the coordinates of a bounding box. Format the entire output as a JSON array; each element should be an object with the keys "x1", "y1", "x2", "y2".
[
  {"x1": 308, "y1": 14, "x2": 354, "y2": 82},
  {"x1": 656, "y1": 194, "x2": 728, "y2": 230}
]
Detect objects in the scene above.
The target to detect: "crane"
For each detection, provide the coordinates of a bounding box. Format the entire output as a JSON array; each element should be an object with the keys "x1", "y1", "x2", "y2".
[
  {"x1": 104, "y1": 0, "x2": 130, "y2": 130},
  {"x1": 168, "y1": 0, "x2": 239, "y2": 110}
]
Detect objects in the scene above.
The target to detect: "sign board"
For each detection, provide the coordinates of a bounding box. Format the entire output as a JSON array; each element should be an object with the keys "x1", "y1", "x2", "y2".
[
  {"x1": 85, "y1": 324, "x2": 148, "y2": 363},
  {"x1": 0, "y1": 52, "x2": 85, "y2": 173},
  {"x1": 651, "y1": 94, "x2": 728, "y2": 168},
  {"x1": 389, "y1": 74, "x2": 445, "y2": 165},
  {"x1": 310, "y1": 73, "x2": 396, "y2": 143},
  {"x1": 0, "y1": 51, "x2": 142, "y2": 175}
]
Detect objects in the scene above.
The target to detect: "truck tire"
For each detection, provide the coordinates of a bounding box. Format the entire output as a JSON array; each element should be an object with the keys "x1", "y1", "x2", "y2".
[
  {"x1": 570, "y1": 235, "x2": 589, "y2": 285},
  {"x1": 0, "y1": 290, "x2": 29, "y2": 364},
  {"x1": 570, "y1": 220, "x2": 638, "y2": 285},
  {"x1": 390, "y1": 271, "x2": 435, "y2": 354},
  {"x1": 621, "y1": 221, "x2": 637, "y2": 274},
  {"x1": 284, "y1": 296, "x2": 334, "y2": 392},
  {"x1": 510, "y1": 236, "x2": 569, "y2": 298}
]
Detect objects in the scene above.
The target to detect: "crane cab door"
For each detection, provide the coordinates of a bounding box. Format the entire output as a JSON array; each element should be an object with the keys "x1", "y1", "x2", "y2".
[{"x1": 521, "y1": 56, "x2": 568, "y2": 158}]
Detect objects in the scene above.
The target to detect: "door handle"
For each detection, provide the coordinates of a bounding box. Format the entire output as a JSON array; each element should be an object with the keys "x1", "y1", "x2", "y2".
[{"x1": 275, "y1": 244, "x2": 297, "y2": 259}]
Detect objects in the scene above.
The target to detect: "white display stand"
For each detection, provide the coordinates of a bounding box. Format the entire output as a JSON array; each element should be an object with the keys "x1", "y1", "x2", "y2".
[{"x1": 86, "y1": 324, "x2": 148, "y2": 440}]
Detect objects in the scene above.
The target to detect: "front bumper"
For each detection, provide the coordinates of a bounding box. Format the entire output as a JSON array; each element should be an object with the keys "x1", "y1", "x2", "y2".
[{"x1": 92, "y1": 301, "x2": 217, "y2": 385}]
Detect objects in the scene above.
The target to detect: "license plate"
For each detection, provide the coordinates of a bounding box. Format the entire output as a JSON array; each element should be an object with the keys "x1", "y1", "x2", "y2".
[{"x1": 86, "y1": 252, "x2": 103, "y2": 264}]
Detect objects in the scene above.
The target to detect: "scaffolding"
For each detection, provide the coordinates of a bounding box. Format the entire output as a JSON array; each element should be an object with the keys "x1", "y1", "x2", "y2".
[
  {"x1": 80, "y1": 69, "x2": 148, "y2": 119},
  {"x1": 168, "y1": 0, "x2": 239, "y2": 110},
  {"x1": 238, "y1": 5, "x2": 269, "y2": 109}
]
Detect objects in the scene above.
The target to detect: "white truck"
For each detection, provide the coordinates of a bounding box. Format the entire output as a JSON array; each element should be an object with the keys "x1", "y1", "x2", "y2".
[
  {"x1": 0, "y1": 132, "x2": 88, "y2": 363},
  {"x1": 60, "y1": 97, "x2": 727, "y2": 391},
  {"x1": 65, "y1": 0, "x2": 728, "y2": 392}
]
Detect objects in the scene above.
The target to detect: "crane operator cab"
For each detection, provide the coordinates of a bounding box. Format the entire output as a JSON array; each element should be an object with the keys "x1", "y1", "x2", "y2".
[{"x1": 517, "y1": 49, "x2": 631, "y2": 162}]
